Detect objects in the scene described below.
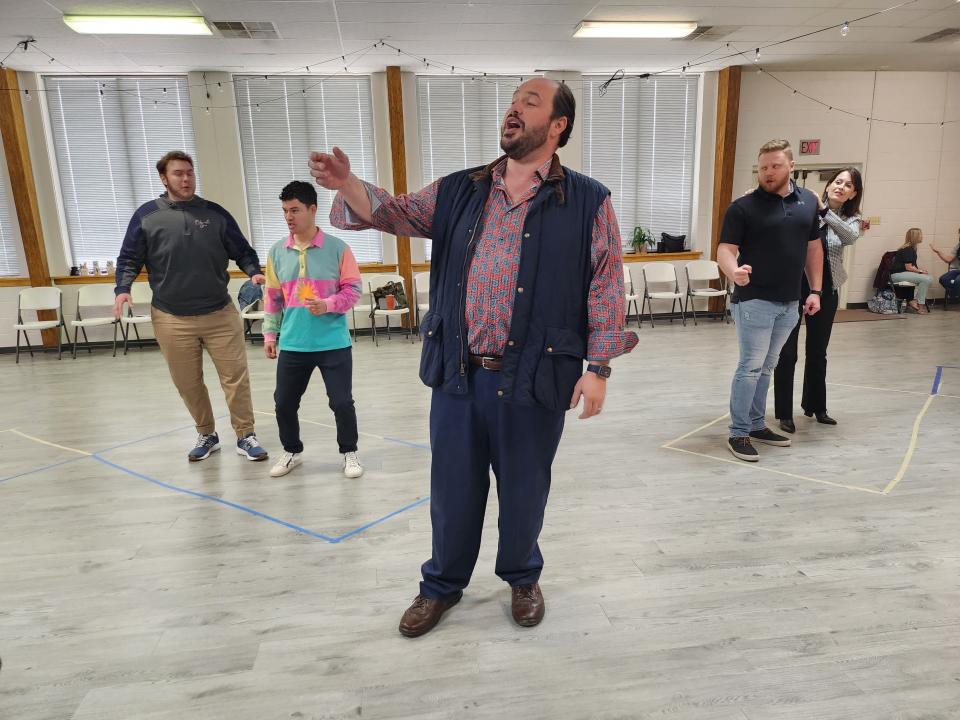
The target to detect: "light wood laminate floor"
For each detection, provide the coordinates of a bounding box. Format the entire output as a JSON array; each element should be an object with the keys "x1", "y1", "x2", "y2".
[{"x1": 1, "y1": 310, "x2": 958, "y2": 720}]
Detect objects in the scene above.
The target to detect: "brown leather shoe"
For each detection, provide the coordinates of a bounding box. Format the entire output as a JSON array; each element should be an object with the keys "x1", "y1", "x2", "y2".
[
  {"x1": 511, "y1": 583, "x2": 545, "y2": 627},
  {"x1": 398, "y1": 593, "x2": 461, "y2": 638}
]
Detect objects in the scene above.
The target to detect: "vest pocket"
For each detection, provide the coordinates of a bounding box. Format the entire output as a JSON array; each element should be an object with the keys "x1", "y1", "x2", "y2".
[
  {"x1": 532, "y1": 327, "x2": 586, "y2": 411},
  {"x1": 418, "y1": 312, "x2": 444, "y2": 388}
]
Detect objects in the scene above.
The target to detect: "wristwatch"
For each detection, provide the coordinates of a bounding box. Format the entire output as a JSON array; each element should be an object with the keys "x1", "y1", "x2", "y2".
[
  {"x1": 587, "y1": 364, "x2": 612, "y2": 379},
  {"x1": 810, "y1": 290, "x2": 823, "y2": 296}
]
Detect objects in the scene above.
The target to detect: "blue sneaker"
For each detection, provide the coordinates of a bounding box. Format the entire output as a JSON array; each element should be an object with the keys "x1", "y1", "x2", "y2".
[
  {"x1": 236, "y1": 432, "x2": 268, "y2": 462},
  {"x1": 188, "y1": 433, "x2": 220, "y2": 462}
]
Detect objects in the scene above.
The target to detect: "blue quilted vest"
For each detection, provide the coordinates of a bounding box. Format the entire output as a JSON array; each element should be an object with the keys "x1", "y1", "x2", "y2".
[{"x1": 418, "y1": 156, "x2": 610, "y2": 411}]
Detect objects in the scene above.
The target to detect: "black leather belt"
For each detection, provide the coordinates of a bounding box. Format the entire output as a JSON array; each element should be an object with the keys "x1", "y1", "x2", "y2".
[{"x1": 468, "y1": 354, "x2": 502, "y2": 371}]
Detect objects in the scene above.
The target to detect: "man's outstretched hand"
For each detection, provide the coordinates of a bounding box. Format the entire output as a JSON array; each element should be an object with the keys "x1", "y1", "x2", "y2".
[{"x1": 309, "y1": 147, "x2": 351, "y2": 191}]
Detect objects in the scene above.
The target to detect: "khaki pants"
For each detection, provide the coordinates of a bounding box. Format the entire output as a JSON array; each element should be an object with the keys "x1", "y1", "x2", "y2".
[{"x1": 151, "y1": 303, "x2": 255, "y2": 439}]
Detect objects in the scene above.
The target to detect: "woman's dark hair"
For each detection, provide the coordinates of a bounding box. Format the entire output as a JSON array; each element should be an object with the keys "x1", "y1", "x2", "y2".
[
  {"x1": 550, "y1": 80, "x2": 575, "y2": 148},
  {"x1": 279, "y1": 180, "x2": 318, "y2": 207},
  {"x1": 820, "y1": 166, "x2": 863, "y2": 218}
]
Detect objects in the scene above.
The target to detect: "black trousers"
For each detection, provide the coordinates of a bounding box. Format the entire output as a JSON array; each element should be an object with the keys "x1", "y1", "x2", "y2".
[
  {"x1": 774, "y1": 289, "x2": 839, "y2": 419},
  {"x1": 274, "y1": 347, "x2": 358, "y2": 454}
]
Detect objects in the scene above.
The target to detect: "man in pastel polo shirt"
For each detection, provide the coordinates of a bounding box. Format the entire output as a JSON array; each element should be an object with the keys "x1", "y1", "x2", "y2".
[{"x1": 262, "y1": 181, "x2": 364, "y2": 479}]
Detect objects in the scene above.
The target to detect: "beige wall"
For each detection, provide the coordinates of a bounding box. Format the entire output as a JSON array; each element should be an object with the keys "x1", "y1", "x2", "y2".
[{"x1": 733, "y1": 70, "x2": 959, "y2": 305}]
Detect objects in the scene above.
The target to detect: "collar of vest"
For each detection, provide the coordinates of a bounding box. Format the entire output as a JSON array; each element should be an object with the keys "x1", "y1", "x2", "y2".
[{"x1": 468, "y1": 153, "x2": 566, "y2": 205}]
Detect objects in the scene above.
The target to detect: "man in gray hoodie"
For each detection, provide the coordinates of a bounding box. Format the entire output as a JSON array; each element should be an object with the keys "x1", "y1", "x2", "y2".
[{"x1": 113, "y1": 150, "x2": 269, "y2": 462}]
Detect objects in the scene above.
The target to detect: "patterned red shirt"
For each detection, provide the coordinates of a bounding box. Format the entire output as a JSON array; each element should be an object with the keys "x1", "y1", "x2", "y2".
[{"x1": 330, "y1": 155, "x2": 638, "y2": 360}]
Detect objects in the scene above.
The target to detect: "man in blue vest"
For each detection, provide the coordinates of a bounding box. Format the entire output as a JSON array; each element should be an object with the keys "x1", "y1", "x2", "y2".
[{"x1": 311, "y1": 77, "x2": 637, "y2": 637}]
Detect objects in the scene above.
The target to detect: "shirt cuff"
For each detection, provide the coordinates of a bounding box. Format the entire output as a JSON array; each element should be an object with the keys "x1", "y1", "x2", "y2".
[
  {"x1": 587, "y1": 330, "x2": 638, "y2": 362},
  {"x1": 263, "y1": 332, "x2": 277, "y2": 343}
]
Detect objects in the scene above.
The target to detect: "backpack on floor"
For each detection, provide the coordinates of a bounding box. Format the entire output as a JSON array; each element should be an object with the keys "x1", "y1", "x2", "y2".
[{"x1": 867, "y1": 288, "x2": 899, "y2": 315}]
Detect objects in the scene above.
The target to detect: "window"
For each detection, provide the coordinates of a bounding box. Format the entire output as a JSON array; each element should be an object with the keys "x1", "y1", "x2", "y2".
[
  {"x1": 582, "y1": 75, "x2": 698, "y2": 248},
  {"x1": 236, "y1": 75, "x2": 380, "y2": 262},
  {"x1": 0, "y1": 154, "x2": 25, "y2": 277},
  {"x1": 416, "y1": 75, "x2": 520, "y2": 258},
  {"x1": 45, "y1": 75, "x2": 199, "y2": 265}
]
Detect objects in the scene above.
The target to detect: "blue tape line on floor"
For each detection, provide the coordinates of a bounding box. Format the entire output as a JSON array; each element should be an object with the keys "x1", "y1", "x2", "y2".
[
  {"x1": 331, "y1": 496, "x2": 431, "y2": 543},
  {"x1": 0, "y1": 456, "x2": 88, "y2": 485},
  {"x1": 91, "y1": 454, "x2": 337, "y2": 542},
  {"x1": 931, "y1": 366, "x2": 944, "y2": 396},
  {"x1": 382, "y1": 436, "x2": 431, "y2": 451}
]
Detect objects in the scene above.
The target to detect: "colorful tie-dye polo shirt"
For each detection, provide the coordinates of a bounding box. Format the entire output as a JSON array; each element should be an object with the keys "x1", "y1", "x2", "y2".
[{"x1": 262, "y1": 228, "x2": 361, "y2": 352}]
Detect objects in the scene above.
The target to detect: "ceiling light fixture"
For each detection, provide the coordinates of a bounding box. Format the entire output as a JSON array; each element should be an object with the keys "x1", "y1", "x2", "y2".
[
  {"x1": 63, "y1": 15, "x2": 212, "y2": 36},
  {"x1": 573, "y1": 21, "x2": 698, "y2": 39}
]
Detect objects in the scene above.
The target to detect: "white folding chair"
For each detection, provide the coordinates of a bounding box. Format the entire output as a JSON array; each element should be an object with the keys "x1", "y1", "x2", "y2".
[
  {"x1": 70, "y1": 284, "x2": 120, "y2": 358},
  {"x1": 890, "y1": 279, "x2": 918, "y2": 313},
  {"x1": 240, "y1": 298, "x2": 265, "y2": 344},
  {"x1": 14, "y1": 286, "x2": 66, "y2": 363},
  {"x1": 120, "y1": 282, "x2": 153, "y2": 355},
  {"x1": 413, "y1": 271, "x2": 430, "y2": 338},
  {"x1": 367, "y1": 273, "x2": 413, "y2": 346},
  {"x1": 623, "y1": 264, "x2": 641, "y2": 327},
  {"x1": 641, "y1": 262, "x2": 685, "y2": 327},
  {"x1": 351, "y1": 282, "x2": 374, "y2": 343},
  {"x1": 684, "y1": 260, "x2": 731, "y2": 325}
]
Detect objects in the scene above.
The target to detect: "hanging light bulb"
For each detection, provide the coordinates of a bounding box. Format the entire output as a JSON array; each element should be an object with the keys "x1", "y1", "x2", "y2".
[
  {"x1": 24, "y1": 89, "x2": 31, "y2": 101},
  {"x1": 754, "y1": 48, "x2": 760, "y2": 62},
  {"x1": 306, "y1": 66, "x2": 311, "y2": 73},
  {"x1": 217, "y1": 81, "x2": 223, "y2": 93},
  {"x1": 681, "y1": 65, "x2": 687, "y2": 75},
  {"x1": 154, "y1": 100, "x2": 158, "y2": 110},
  {"x1": 256, "y1": 103, "x2": 261, "y2": 112},
  {"x1": 162, "y1": 87, "x2": 167, "y2": 94},
  {"x1": 204, "y1": 106, "x2": 210, "y2": 115},
  {"x1": 841, "y1": 21, "x2": 849, "y2": 37}
]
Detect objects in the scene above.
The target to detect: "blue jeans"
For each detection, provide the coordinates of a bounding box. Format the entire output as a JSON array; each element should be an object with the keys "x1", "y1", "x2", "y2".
[
  {"x1": 729, "y1": 299, "x2": 800, "y2": 438},
  {"x1": 890, "y1": 271, "x2": 933, "y2": 304}
]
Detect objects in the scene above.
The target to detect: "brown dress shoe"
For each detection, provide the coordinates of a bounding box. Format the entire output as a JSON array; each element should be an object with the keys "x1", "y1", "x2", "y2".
[
  {"x1": 398, "y1": 593, "x2": 460, "y2": 638},
  {"x1": 511, "y1": 583, "x2": 545, "y2": 627}
]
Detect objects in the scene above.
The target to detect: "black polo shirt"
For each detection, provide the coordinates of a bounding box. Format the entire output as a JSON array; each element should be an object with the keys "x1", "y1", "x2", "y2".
[{"x1": 720, "y1": 182, "x2": 821, "y2": 303}]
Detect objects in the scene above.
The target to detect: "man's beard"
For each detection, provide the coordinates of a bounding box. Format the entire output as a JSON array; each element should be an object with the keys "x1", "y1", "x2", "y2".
[{"x1": 500, "y1": 121, "x2": 549, "y2": 160}]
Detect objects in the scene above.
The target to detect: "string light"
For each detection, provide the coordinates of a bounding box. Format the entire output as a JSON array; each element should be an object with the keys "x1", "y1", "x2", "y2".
[
  {"x1": 217, "y1": 81, "x2": 223, "y2": 93},
  {"x1": 841, "y1": 21, "x2": 850, "y2": 37},
  {"x1": 162, "y1": 87, "x2": 167, "y2": 94},
  {"x1": 24, "y1": 89, "x2": 31, "y2": 101},
  {"x1": 256, "y1": 103, "x2": 261, "y2": 112},
  {"x1": 204, "y1": 106, "x2": 210, "y2": 114},
  {"x1": 754, "y1": 48, "x2": 760, "y2": 62}
]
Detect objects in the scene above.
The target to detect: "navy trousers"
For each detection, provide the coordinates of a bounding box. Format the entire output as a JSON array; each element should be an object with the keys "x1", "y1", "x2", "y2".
[{"x1": 420, "y1": 365, "x2": 566, "y2": 600}]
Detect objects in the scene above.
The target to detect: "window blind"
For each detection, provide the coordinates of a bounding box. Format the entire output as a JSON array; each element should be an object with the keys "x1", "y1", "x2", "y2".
[
  {"x1": 236, "y1": 75, "x2": 380, "y2": 262},
  {"x1": 45, "y1": 75, "x2": 199, "y2": 265},
  {"x1": 416, "y1": 75, "x2": 520, "y2": 259},
  {"x1": 582, "y1": 75, "x2": 698, "y2": 248},
  {"x1": 0, "y1": 158, "x2": 24, "y2": 277}
]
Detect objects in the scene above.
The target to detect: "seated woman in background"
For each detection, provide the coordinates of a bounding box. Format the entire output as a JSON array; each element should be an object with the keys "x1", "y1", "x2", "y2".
[
  {"x1": 774, "y1": 167, "x2": 863, "y2": 433},
  {"x1": 931, "y1": 227, "x2": 960, "y2": 298},
  {"x1": 890, "y1": 228, "x2": 933, "y2": 314}
]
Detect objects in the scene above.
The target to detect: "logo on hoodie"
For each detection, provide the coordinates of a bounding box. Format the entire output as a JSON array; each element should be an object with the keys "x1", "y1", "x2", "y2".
[{"x1": 194, "y1": 218, "x2": 211, "y2": 229}]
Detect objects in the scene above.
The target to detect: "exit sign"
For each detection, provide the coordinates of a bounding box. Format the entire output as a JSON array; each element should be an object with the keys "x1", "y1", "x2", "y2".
[{"x1": 800, "y1": 139, "x2": 821, "y2": 155}]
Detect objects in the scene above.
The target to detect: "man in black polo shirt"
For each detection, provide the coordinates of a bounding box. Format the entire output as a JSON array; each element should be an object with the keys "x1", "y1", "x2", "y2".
[{"x1": 717, "y1": 139, "x2": 823, "y2": 462}]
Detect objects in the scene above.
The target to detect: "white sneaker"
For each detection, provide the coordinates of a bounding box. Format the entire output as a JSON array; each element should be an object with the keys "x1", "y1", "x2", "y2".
[
  {"x1": 342, "y1": 452, "x2": 364, "y2": 479},
  {"x1": 269, "y1": 452, "x2": 302, "y2": 477}
]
